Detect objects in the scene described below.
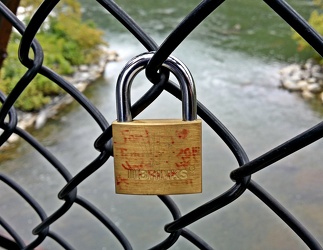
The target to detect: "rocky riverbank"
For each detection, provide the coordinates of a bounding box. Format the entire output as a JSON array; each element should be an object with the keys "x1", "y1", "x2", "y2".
[
  {"x1": 4, "y1": 46, "x2": 119, "y2": 146},
  {"x1": 280, "y1": 59, "x2": 323, "y2": 101}
]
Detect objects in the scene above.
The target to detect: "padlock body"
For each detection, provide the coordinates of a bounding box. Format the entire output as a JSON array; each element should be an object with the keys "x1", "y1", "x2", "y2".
[{"x1": 112, "y1": 119, "x2": 202, "y2": 195}]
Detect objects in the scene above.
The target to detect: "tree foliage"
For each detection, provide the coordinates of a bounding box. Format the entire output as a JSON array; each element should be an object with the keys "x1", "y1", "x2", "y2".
[
  {"x1": 292, "y1": 0, "x2": 323, "y2": 63},
  {"x1": 0, "y1": 0, "x2": 107, "y2": 111}
]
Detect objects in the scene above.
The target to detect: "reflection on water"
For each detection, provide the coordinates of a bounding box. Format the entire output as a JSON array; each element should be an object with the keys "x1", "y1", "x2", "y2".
[{"x1": 1, "y1": 0, "x2": 323, "y2": 249}]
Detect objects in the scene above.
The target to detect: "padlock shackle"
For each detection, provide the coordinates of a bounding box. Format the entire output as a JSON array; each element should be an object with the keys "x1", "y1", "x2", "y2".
[{"x1": 116, "y1": 52, "x2": 197, "y2": 122}]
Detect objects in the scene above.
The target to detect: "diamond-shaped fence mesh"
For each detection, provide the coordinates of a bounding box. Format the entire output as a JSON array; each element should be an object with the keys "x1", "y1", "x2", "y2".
[{"x1": 0, "y1": 0, "x2": 323, "y2": 249}]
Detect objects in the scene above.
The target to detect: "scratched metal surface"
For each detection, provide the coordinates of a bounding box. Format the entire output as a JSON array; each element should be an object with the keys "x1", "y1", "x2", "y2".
[{"x1": 0, "y1": 0, "x2": 323, "y2": 249}]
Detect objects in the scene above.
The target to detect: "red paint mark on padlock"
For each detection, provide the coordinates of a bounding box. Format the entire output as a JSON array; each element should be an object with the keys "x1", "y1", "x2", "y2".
[
  {"x1": 185, "y1": 179, "x2": 193, "y2": 185},
  {"x1": 121, "y1": 161, "x2": 144, "y2": 170},
  {"x1": 177, "y1": 147, "x2": 200, "y2": 158},
  {"x1": 120, "y1": 129, "x2": 150, "y2": 144},
  {"x1": 176, "y1": 129, "x2": 189, "y2": 139},
  {"x1": 175, "y1": 159, "x2": 191, "y2": 168},
  {"x1": 116, "y1": 175, "x2": 129, "y2": 188},
  {"x1": 175, "y1": 146, "x2": 201, "y2": 168}
]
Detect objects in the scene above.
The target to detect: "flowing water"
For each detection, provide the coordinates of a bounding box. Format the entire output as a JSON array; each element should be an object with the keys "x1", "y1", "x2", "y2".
[{"x1": 1, "y1": 0, "x2": 323, "y2": 249}]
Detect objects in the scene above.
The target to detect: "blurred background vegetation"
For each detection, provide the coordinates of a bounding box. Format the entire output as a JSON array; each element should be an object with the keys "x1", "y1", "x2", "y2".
[
  {"x1": 0, "y1": 0, "x2": 322, "y2": 111},
  {"x1": 0, "y1": 0, "x2": 106, "y2": 111},
  {"x1": 292, "y1": 0, "x2": 323, "y2": 63}
]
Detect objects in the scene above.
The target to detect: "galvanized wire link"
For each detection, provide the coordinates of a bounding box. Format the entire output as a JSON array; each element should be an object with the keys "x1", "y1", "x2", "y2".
[{"x1": 0, "y1": 0, "x2": 323, "y2": 249}]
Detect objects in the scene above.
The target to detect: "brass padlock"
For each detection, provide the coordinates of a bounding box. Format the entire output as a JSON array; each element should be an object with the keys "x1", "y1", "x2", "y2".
[{"x1": 112, "y1": 52, "x2": 202, "y2": 195}]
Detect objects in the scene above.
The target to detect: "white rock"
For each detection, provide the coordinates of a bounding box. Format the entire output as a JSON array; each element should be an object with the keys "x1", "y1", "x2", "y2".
[
  {"x1": 279, "y1": 64, "x2": 300, "y2": 75},
  {"x1": 281, "y1": 80, "x2": 301, "y2": 91},
  {"x1": 79, "y1": 65, "x2": 89, "y2": 72},
  {"x1": 304, "y1": 59, "x2": 316, "y2": 70},
  {"x1": 35, "y1": 110, "x2": 48, "y2": 129},
  {"x1": 311, "y1": 64, "x2": 322, "y2": 73},
  {"x1": 307, "y1": 83, "x2": 322, "y2": 93},
  {"x1": 296, "y1": 80, "x2": 308, "y2": 90},
  {"x1": 74, "y1": 72, "x2": 90, "y2": 82},
  {"x1": 7, "y1": 133, "x2": 20, "y2": 143},
  {"x1": 75, "y1": 82, "x2": 87, "y2": 92},
  {"x1": 308, "y1": 77, "x2": 318, "y2": 83},
  {"x1": 311, "y1": 72, "x2": 323, "y2": 79},
  {"x1": 18, "y1": 113, "x2": 36, "y2": 129},
  {"x1": 302, "y1": 90, "x2": 315, "y2": 99},
  {"x1": 300, "y1": 70, "x2": 311, "y2": 80}
]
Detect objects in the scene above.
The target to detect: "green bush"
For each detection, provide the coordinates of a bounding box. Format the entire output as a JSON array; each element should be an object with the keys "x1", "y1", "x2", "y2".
[
  {"x1": 0, "y1": 0, "x2": 107, "y2": 112},
  {"x1": 292, "y1": 1, "x2": 323, "y2": 63}
]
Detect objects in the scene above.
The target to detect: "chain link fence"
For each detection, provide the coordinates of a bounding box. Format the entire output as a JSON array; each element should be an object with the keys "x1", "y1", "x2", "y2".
[{"x1": 1, "y1": 0, "x2": 323, "y2": 249}]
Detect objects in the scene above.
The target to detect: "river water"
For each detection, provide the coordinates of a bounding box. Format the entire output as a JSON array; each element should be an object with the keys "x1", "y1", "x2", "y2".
[{"x1": 1, "y1": 0, "x2": 323, "y2": 249}]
